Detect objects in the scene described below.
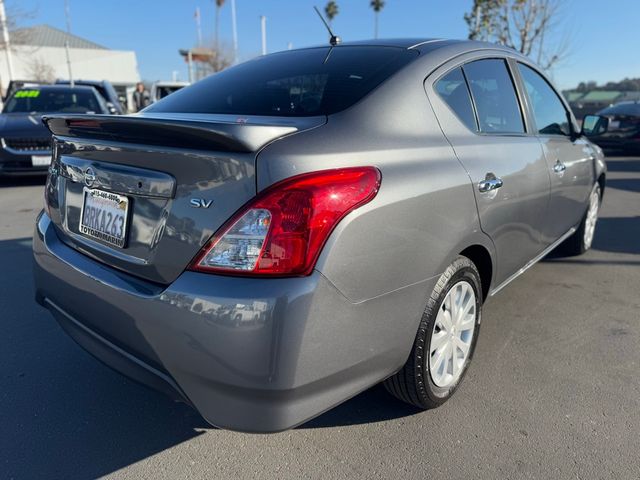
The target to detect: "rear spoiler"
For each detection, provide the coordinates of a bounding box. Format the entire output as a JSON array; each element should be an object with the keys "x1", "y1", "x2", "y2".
[{"x1": 42, "y1": 114, "x2": 300, "y2": 153}]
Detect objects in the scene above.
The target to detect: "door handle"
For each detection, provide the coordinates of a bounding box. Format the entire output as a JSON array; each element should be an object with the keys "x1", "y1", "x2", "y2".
[
  {"x1": 553, "y1": 160, "x2": 566, "y2": 173},
  {"x1": 478, "y1": 173, "x2": 503, "y2": 193}
]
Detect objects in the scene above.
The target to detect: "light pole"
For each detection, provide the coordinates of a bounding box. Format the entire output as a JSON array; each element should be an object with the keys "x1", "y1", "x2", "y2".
[
  {"x1": 260, "y1": 15, "x2": 266, "y2": 55},
  {"x1": 64, "y1": 0, "x2": 74, "y2": 86},
  {"x1": 0, "y1": 0, "x2": 14, "y2": 82},
  {"x1": 231, "y1": 0, "x2": 238, "y2": 64}
]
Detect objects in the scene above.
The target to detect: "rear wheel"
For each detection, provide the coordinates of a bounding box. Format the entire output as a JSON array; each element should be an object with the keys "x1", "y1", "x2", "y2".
[
  {"x1": 384, "y1": 256, "x2": 482, "y2": 409},
  {"x1": 560, "y1": 183, "x2": 601, "y2": 256}
]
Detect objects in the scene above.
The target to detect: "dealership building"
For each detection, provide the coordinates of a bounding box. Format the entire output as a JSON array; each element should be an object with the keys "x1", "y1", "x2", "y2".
[{"x1": 0, "y1": 24, "x2": 140, "y2": 111}]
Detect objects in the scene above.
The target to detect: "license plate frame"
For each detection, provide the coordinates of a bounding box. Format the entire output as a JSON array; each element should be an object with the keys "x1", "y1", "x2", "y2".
[{"x1": 79, "y1": 187, "x2": 130, "y2": 248}]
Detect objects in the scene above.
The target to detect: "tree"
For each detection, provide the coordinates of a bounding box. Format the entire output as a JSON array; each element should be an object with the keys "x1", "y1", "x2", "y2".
[
  {"x1": 370, "y1": 0, "x2": 384, "y2": 39},
  {"x1": 324, "y1": 1, "x2": 339, "y2": 28},
  {"x1": 26, "y1": 57, "x2": 55, "y2": 82},
  {"x1": 464, "y1": 0, "x2": 569, "y2": 70},
  {"x1": 207, "y1": 42, "x2": 233, "y2": 74}
]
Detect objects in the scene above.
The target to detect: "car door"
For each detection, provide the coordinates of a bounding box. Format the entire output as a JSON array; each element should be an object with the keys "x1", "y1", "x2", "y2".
[
  {"x1": 426, "y1": 56, "x2": 551, "y2": 287},
  {"x1": 514, "y1": 62, "x2": 596, "y2": 245}
]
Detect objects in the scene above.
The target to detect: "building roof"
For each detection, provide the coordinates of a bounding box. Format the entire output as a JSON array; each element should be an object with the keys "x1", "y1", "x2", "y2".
[
  {"x1": 12, "y1": 24, "x2": 106, "y2": 50},
  {"x1": 580, "y1": 90, "x2": 622, "y2": 102},
  {"x1": 565, "y1": 91, "x2": 585, "y2": 102}
]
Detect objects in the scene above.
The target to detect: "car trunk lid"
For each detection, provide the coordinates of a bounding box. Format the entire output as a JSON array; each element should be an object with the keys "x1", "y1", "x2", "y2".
[{"x1": 42, "y1": 113, "x2": 325, "y2": 284}]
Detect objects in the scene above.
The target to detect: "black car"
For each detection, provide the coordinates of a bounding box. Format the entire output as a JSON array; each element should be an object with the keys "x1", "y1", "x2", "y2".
[
  {"x1": 0, "y1": 85, "x2": 110, "y2": 175},
  {"x1": 55, "y1": 79, "x2": 124, "y2": 114},
  {"x1": 589, "y1": 101, "x2": 640, "y2": 154}
]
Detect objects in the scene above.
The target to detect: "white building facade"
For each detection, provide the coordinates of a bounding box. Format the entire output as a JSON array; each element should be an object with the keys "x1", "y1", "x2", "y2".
[{"x1": 0, "y1": 25, "x2": 140, "y2": 110}]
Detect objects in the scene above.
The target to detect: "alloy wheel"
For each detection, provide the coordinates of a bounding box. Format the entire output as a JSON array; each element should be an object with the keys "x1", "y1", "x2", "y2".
[{"x1": 428, "y1": 280, "x2": 477, "y2": 388}]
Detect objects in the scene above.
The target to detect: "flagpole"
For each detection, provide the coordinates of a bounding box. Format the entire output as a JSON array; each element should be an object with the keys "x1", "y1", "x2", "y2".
[
  {"x1": 195, "y1": 7, "x2": 203, "y2": 46},
  {"x1": 231, "y1": 0, "x2": 238, "y2": 64}
]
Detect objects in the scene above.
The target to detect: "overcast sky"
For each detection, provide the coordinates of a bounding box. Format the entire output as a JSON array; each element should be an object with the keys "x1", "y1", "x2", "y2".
[{"x1": 15, "y1": 0, "x2": 640, "y2": 90}]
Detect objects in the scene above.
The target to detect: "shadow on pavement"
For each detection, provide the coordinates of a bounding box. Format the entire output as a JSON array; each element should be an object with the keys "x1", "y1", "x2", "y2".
[
  {"x1": 605, "y1": 158, "x2": 640, "y2": 173},
  {"x1": 302, "y1": 384, "x2": 421, "y2": 429},
  {"x1": 0, "y1": 175, "x2": 47, "y2": 188},
  {"x1": 593, "y1": 215, "x2": 640, "y2": 256},
  {"x1": 545, "y1": 216, "x2": 640, "y2": 261},
  {"x1": 0, "y1": 236, "x2": 417, "y2": 478},
  {"x1": 606, "y1": 178, "x2": 640, "y2": 194},
  {"x1": 0, "y1": 237, "x2": 206, "y2": 479}
]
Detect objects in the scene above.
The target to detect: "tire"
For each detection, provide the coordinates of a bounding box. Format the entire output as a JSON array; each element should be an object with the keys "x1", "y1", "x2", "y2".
[
  {"x1": 384, "y1": 256, "x2": 482, "y2": 409},
  {"x1": 559, "y1": 183, "x2": 601, "y2": 256}
]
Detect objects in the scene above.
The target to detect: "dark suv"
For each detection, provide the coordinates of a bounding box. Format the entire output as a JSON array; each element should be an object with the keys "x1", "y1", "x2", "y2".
[{"x1": 55, "y1": 79, "x2": 124, "y2": 114}]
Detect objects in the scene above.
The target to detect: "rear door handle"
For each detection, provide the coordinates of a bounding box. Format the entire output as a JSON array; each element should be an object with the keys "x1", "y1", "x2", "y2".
[
  {"x1": 553, "y1": 160, "x2": 566, "y2": 173},
  {"x1": 478, "y1": 173, "x2": 503, "y2": 193}
]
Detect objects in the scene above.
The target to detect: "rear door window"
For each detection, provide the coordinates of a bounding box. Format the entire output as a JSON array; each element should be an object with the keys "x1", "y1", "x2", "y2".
[
  {"x1": 463, "y1": 59, "x2": 525, "y2": 134},
  {"x1": 517, "y1": 63, "x2": 571, "y2": 136},
  {"x1": 435, "y1": 67, "x2": 477, "y2": 132}
]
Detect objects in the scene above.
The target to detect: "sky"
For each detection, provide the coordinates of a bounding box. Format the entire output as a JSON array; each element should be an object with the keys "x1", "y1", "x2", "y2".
[{"x1": 13, "y1": 0, "x2": 640, "y2": 90}]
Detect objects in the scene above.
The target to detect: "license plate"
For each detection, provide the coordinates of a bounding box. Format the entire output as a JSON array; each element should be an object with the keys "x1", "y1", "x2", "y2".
[
  {"x1": 32, "y1": 155, "x2": 51, "y2": 166},
  {"x1": 79, "y1": 188, "x2": 130, "y2": 248}
]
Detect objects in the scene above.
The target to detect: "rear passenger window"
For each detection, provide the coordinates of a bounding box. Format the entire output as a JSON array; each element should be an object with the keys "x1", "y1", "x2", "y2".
[
  {"x1": 435, "y1": 68, "x2": 477, "y2": 132},
  {"x1": 463, "y1": 59, "x2": 525, "y2": 134},
  {"x1": 517, "y1": 63, "x2": 571, "y2": 136}
]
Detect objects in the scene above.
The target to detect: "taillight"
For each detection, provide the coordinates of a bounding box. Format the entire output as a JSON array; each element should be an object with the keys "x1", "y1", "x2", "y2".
[{"x1": 189, "y1": 167, "x2": 381, "y2": 276}]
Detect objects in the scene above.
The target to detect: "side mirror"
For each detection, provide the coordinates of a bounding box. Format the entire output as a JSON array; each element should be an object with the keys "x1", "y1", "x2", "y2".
[{"x1": 581, "y1": 115, "x2": 608, "y2": 136}]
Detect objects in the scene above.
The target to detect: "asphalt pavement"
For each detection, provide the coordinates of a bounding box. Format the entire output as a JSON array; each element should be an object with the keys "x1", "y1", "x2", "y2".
[{"x1": 1, "y1": 157, "x2": 639, "y2": 479}]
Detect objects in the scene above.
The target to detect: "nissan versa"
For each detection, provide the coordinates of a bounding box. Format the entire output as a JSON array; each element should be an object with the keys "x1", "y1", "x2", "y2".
[{"x1": 33, "y1": 39, "x2": 607, "y2": 433}]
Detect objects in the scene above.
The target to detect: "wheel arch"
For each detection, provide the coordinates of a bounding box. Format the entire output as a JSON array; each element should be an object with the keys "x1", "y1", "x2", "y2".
[
  {"x1": 597, "y1": 172, "x2": 606, "y2": 197},
  {"x1": 459, "y1": 244, "x2": 493, "y2": 302}
]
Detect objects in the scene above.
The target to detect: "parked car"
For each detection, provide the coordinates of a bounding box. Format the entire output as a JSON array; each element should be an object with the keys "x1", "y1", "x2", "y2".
[
  {"x1": 150, "y1": 81, "x2": 190, "y2": 103},
  {"x1": 3, "y1": 80, "x2": 46, "y2": 102},
  {"x1": 0, "y1": 85, "x2": 110, "y2": 175},
  {"x1": 33, "y1": 39, "x2": 606, "y2": 432},
  {"x1": 584, "y1": 101, "x2": 640, "y2": 154},
  {"x1": 55, "y1": 79, "x2": 124, "y2": 114}
]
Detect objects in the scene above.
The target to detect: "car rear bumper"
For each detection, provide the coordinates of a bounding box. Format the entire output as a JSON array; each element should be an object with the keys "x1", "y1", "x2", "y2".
[{"x1": 33, "y1": 212, "x2": 431, "y2": 432}]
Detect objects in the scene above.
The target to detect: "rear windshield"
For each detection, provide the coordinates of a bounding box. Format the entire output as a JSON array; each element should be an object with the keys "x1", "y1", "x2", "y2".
[
  {"x1": 146, "y1": 46, "x2": 417, "y2": 117},
  {"x1": 156, "y1": 86, "x2": 184, "y2": 99},
  {"x1": 3, "y1": 89, "x2": 103, "y2": 114}
]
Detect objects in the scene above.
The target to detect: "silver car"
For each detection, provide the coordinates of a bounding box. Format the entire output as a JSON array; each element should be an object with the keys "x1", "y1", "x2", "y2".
[{"x1": 33, "y1": 39, "x2": 606, "y2": 433}]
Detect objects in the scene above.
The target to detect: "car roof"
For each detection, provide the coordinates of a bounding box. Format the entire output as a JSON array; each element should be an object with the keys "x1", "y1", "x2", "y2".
[
  {"x1": 56, "y1": 79, "x2": 107, "y2": 86},
  {"x1": 599, "y1": 101, "x2": 640, "y2": 116},
  {"x1": 15, "y1": 85, "x2": 99, "y2": 94},
  {"x1": 315, "y1": 38, "x2": 513, "y2": 52},
  {"x1": 282, "y1": 38, "x2": 520, "y2": 63},
  {"x1": 153, "y1": 81, "x2": 189, "y2": 86}
]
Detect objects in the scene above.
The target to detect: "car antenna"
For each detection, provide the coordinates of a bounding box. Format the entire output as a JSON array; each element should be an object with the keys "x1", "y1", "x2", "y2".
[{"x1": 313, "y1": 6, "x2": 341, "y2": 47}]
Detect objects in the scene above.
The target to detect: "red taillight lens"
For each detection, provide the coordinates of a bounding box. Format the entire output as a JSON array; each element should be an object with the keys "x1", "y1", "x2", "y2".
[{"x1": 189, "y1": 167, "x2": 381, "y2": 276}]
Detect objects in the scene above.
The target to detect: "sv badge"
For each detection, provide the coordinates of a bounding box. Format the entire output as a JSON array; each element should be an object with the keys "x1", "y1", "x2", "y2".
[{"x1": 190, "y1": 198, "x2": 213, "y2": 209}]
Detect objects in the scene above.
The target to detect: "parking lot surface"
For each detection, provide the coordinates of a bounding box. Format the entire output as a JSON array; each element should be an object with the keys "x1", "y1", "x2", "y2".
[{"x1": 1, "y1": 157, "x2": 639, "y2": 479}]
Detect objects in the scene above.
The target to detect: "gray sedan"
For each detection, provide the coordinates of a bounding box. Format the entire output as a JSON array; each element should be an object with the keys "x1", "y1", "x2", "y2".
[{"x1": 33, "y1": 38, "x2": 606, "y2": 433}]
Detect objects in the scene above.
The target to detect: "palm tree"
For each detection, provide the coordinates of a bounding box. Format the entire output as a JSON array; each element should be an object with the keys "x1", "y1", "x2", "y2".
[
  {"x1": 324, "y1": 1, "x2": 339, "y2": 28},
  {"x1": 215, "y1": 0, "x2": 225, "y2": 48},
  {"x1": 370, "y1": 0, "x2": 385, "y2": 39}
]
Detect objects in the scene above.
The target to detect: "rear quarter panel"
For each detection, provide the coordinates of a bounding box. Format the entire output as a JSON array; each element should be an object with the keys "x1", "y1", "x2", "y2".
[{"x1": 256, "y1": 55, "x2": 495, "y2": 304}]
